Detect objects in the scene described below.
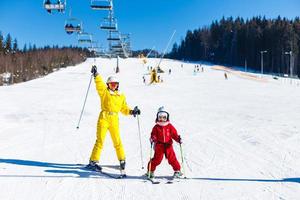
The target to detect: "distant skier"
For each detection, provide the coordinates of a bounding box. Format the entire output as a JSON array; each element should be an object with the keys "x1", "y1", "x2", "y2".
[
  {"x1": 142, "y1": 76, "x2": 146, "y2": 84},
  {"x1": 224, "y1": 72, "x2": 228, "y2": 80},
  {"x1": 87, "y1": 65, "x2": 141, "y2": 172},
  {"x1": 150, "y1": 69, "x2": 158, "y2": 84},
  {"x1": 146, "y1": 107, "x2": 183, "y2": 179},
  {"x1": 193, "y1": 68, "x2": 197, "y2": 75}
]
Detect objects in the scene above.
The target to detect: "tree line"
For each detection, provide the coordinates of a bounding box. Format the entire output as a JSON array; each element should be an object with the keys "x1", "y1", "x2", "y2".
[
  {"x1": 0, "y1": 31, "x2": 92, "y2": 86},
  {"x1": 168, "y1": 16, "x2": 300, "y2": 78},
  {"x1": 132, "y1": 49, "x2": 160, "y2": 58}
]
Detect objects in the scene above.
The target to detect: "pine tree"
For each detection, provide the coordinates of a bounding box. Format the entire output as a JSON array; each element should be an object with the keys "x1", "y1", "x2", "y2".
[
  {"x1": 0, "y1": 31, "x2": 4, "y2": 53},
  {"x1": 23, "y1": 44, "x2": 27, "y2": 52},
  {"x1": 13, "y1": 39, "x2": 18, "y2": 52},
  {"x1": 5, "y1": 33, "x2": 12, "y2": 53},
  {"x1": 168, "y1": 16, "x2": 300, "y2": 78}
]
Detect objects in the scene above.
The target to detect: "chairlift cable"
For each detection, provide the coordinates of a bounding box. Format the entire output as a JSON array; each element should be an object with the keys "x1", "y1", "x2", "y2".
[
  {"x1": 157, "y1": 30, "x2": 176, "y2": 68},
  {"x1": 146, "y1": 46, "x2": 155, "y2": 58}
]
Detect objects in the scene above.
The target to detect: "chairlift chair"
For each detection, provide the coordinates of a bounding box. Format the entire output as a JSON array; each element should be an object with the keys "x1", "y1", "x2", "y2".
[
  {"x1": 88, "y1": 41, "x2": 100, "y2": 51},
  {"x1": 111, "y1": 43, "x2": 123, "y2": 49},
  {"x1": 113, "y1": 50, "x2": 124, "y2": 54},
  {"x1": 108, "y1": 29, "x2": 119, "y2": 33},
  {"x1": 43, "y1": 0, "x2": 66, "y2": 13},
  {"x1": 64, "y1": 18, "x2": 82, "y2": 34},
  {"x1": 78, "y1": 32, "x2": 93, "y2": 44},
  {"x1": 100, "y1": 18, "x2": 117, "y2": 30},
  {"x1": 90, "y1": 0, "x2": 112, "y2": 10},
  {"x1": 107, "y1": 31, "x2": 121, "y2": 41},
  {"x1": 88, "y1": 46, "x2": 99, "y2": 52},
  {"x1": 107, "y1": 37, "x2": 120, "y2": 41},
  {"x1": 121, "y1": 33, "x2": 130, "y2": 38}
]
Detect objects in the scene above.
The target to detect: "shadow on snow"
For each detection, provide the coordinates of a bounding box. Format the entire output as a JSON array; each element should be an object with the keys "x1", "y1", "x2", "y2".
[
  {"x1": 192, "y1": 177, "x2": 300, "y2": 184},
  {"x1": 0, "y1": 158, "x2": 143, "y2": 180},
  {"x1": 1, "y1": 158, "x2": 300, "y2": 183}
]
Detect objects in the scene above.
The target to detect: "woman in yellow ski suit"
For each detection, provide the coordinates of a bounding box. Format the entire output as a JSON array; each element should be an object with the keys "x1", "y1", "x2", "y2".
[{"x1": 89, "y1": 66, "x2": 140, "y2": 170}]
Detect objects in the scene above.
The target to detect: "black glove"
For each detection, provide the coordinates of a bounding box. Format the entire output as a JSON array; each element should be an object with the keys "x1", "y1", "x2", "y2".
[
  {"x1": 178, "y1": 135, "x2": 182, "y2": 144},
  {"x1": 91, "y1": 65, "x2": 98, "y2": 77},
  {"x1": 131, "y1": 106, "x2": 141, "y2": 117},
  {"x1": 149, "y1": 137, "x2": 156, "y2": 144}
]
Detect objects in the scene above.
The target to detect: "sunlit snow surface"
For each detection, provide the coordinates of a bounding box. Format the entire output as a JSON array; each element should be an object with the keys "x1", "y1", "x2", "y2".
[{"x1": 1, "y1": 58, "x2": 300, "y2": 200}]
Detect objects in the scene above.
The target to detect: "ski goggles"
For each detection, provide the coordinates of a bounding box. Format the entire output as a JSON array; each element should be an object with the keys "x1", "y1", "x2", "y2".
[
  {"x1": 158, "y1": 113, "x2": 168, "y2": 120},
  {"x1": 158, "y1": 115, "x2": 167, "y2": 120},
  {"x1": 108, "y1": 82, "x2": 119, "y2": 88}
]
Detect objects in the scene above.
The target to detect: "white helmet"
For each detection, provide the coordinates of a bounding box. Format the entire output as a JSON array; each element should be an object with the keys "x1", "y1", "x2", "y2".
[{"x1": 106, "y1": 76, "x2": 119, "y2": 84}]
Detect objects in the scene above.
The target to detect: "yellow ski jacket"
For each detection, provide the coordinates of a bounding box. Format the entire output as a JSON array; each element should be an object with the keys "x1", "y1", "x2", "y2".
[{"x1": 94, "y1": 75, "x2": 131, "y2": 116}]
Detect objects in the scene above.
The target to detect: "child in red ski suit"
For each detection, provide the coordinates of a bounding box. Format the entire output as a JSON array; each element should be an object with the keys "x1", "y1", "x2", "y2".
[{"x1": 147, "y1": 107, "x2": 182, "y2": 178}]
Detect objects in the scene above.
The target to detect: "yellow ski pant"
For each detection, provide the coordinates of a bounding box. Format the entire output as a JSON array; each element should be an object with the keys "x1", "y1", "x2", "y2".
[{"x1": 90, "y1": 111, "x2": 125, "y2": 162}]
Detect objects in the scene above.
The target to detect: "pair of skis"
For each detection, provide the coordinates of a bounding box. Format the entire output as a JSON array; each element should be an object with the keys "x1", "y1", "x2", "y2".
[
  {"x1": 146, "y1": 176, "x2": 183, "y2": 184},
  {"x1": 101, "y1": 169, "x2": 126, "y2": 179},
  {"x1": 83, "y1": 164, "x2": 126, "y2": 179},
  {"x1": 83, "y1": 164, "x2": 185, "y2": 183}
]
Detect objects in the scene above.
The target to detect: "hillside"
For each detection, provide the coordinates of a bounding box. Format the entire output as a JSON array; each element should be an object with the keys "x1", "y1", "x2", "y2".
[{"x1": 0, "y1": 58, "x2": 300, "y2": 200}]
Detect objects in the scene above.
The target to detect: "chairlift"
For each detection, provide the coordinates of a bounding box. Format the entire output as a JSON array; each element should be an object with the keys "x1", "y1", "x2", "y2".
[
  {"x1": 107, "y1": 37, "x2": 120, "y2": 41},
  {"x1": 100, "y1": 18, "x2": 117, "y2": 30},
  {"x1": 111, "y1": 44, "x2": 123, "y2": 49},
  {"x1": 43, "y1": 0, "x2": 66, "y2": 13},
  {"x1": 113, "y1": 50, "x2": 124, "y2": 54},
  {"x1": 78, "y1": 32, "x2": 93, "y2": 44},
  {"x1": 90, "y1": 0, "x2": 112, "y2": 10},
  {"x1": 107, "y1": 31, "x2": 121, "y2": 41},
  {"x1": 64, "y1": 18, "x2": 82, "y2": 34},
  {"x1": 121, "y1": 33, "x2": 130, "y2": 39},
  {"x1": 88, "y1": 46, "x2": 99, "y2": 52},
  {"x1": 88, "y1": 41, "x2": 100, "y2": 52}
]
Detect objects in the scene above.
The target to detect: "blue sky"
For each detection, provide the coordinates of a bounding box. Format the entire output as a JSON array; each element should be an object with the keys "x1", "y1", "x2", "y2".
[{"x1": 0, "y1": 0, "x2": 299, "y2": 52}]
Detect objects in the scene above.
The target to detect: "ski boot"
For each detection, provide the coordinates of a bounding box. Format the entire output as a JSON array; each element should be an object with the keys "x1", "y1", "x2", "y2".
[
  {"x1": 86, "y1": 160, "x2": 102, "y2": 172},
  {"x1": 145, "y1": 171, "x2": 155, "y2": 179},
  {"x1": 120, "y1": 160, "x2": 126, "y2": 170},
  {"x1": 145, "y1": 171, "x2": 160, "y2": 184},
  {"x1": 119, "y1": 160, "x2": 126, "y2": 177},
  {"x1": 173, "y1": 171, "x2": 183, "y2": 179}
]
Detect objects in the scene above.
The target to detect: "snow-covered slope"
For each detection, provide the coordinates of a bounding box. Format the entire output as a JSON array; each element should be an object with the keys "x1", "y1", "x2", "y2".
[{"x1": 0, "y1": 58, "x2": 300, "y2": 200}]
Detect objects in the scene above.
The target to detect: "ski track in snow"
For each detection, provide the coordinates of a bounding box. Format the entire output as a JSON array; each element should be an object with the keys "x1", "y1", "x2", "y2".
[{"x1": 0, "y1": 58, "x2": 300, "y2": 200}]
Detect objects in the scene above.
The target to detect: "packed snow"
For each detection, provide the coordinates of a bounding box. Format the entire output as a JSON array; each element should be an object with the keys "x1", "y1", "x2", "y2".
[{"x1": 0, "y1": 58, "x2": 300, "y2": 200}]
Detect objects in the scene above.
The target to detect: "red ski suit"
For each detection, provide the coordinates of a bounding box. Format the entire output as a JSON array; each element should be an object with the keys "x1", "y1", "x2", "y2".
[{"x1": 148, "y1": 122, "x2": 181, "y2": 172}]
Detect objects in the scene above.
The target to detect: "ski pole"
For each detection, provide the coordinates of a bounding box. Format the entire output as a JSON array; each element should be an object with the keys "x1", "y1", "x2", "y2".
[
  {"x1": 136, "y1": 114, "x2": 144, "y2": 169},
  {"x1": 148, "y1": 142, "x2": 153, "y2": 179},
  {"x1": 179, "y1": 143, "x2": 187, "y2": 178},
  {"x1": 76, "y1": 74, "x2": 93, "y2": 129}
]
